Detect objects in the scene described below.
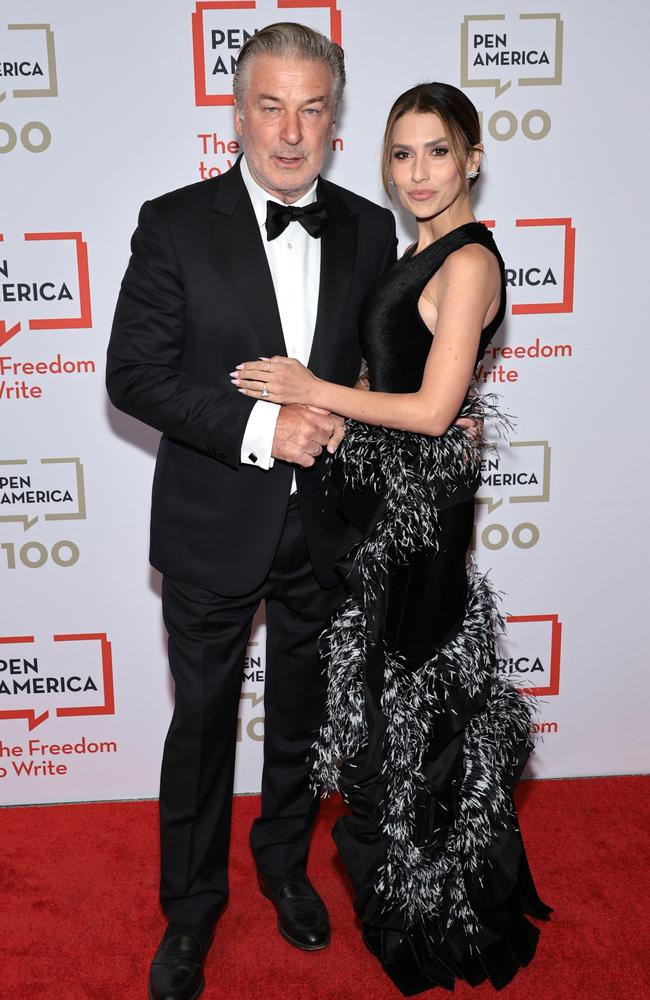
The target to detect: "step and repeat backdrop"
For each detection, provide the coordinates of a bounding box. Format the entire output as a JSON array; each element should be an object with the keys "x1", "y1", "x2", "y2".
[{"x1": 1, "y1": 1, "x2": 647, "y2": 805}]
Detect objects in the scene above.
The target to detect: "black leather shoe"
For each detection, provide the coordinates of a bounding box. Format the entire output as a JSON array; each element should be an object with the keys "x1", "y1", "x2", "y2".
[
  {"x1": 148, "y1": 931, "x2": 207, "y2": 1000},
  {"x1": 258, "y1": 872, "x2": 331, "y2": 951}
]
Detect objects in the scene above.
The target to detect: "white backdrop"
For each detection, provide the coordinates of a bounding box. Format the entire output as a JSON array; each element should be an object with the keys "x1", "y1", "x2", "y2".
[{"x1": 1, "y1": 0, "x2": 648, "y2": 805}]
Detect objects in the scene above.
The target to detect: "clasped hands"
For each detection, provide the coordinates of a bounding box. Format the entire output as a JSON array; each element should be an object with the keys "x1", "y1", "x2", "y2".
[
  {"x1": 232, "y1": 356, "x2": 337, "y2": 468},
  {"x1": 230, "y1": 356, "x2": 482, "y2": 463}
]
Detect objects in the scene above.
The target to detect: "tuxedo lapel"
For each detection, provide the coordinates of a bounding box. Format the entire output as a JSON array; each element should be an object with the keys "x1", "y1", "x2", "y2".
[
  {"x1": 308, "y1": 178, "x2": 358, "y2": 378},
  {"x1": 211, "y1": 160, "x2": 286, "y2": 359}
]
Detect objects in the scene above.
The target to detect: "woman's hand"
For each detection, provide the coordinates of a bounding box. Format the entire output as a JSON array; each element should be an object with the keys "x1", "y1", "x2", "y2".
[
  {"x1": 455, "y1": 415, "x2": 483, "y2": 443},
  {"x1": 230, "y1": 356, "x2": 319, "y2": 405}
]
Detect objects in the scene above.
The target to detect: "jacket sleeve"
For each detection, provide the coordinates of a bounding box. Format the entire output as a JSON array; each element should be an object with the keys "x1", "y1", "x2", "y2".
[
  {"x1": 105, "y1": 198, "x2": 255, "y2": 469},
  {"x1": 379, "y1": 211, "x2": 398, "y2": 275}
]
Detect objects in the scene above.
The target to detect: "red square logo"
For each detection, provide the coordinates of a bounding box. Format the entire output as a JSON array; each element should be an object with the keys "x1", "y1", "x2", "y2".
[
  {"x1": 500, "y1": 613, "x2": 562, "y2": 697},
  {"x1": 192, "y1": 1, "x2": 342, "y2": 106}
]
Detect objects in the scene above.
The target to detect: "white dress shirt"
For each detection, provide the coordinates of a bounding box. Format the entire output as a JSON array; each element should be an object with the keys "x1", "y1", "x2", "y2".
[{"x1": 239, "y1": 156, "x2": 321, "y2": 480}]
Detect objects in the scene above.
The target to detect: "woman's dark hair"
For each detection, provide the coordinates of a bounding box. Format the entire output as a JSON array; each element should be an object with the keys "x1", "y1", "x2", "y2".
[{"x1": 381, "y1": 82, "x2": 481, "y2": 197}]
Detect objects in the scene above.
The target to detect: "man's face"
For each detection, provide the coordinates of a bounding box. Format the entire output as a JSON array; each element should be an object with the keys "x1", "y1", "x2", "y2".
[{"x1": 234, "y1": 54, "x2": 335, "y2": 203}]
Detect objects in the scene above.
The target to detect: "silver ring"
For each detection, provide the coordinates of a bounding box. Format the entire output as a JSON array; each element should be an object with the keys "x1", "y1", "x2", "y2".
[
  {"x1": 260, "y1": 384, "x2": 269, "y2": 398},
  {"x1": 267, "y1": 362, "x2": 272, "y2": 372}
]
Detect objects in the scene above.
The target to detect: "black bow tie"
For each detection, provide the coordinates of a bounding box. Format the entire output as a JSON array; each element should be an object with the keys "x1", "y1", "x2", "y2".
[{"x1": 265, "y1": 199, "x2": 327, "y2": 241}]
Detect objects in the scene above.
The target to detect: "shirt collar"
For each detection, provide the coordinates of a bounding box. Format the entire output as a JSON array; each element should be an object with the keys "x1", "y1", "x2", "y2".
[{"x1": 241, "y1": 155, "x2": 319, "y2": 231}]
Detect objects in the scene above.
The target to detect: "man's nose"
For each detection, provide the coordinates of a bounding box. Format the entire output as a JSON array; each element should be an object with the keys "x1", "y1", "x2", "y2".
[{"x1": 280, "y1": 111, "x2": 302, "y2": 146}]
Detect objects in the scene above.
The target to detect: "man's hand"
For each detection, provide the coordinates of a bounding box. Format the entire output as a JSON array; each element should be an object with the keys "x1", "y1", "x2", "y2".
[
  {"x1": 307, "y1": 407, "x2": 345, "y2": 455},
  {"x1": 272, "y1": 404, "x2": 341, "y2": 467}
]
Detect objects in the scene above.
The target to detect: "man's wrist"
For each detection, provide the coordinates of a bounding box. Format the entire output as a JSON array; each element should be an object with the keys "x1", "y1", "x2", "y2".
[{"x1": 241, "y1": 400, "x2": 281, "y2": 469}]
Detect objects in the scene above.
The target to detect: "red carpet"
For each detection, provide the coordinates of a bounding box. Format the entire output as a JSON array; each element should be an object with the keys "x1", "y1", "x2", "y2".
[{"x1": 2, "y1": 776, "x2": 649, "y2": 999}]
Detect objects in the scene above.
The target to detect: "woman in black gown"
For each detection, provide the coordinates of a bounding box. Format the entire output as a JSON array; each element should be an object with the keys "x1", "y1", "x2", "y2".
[{"x1": 233, "y1": 82, "x2": 551, "y2": 994}]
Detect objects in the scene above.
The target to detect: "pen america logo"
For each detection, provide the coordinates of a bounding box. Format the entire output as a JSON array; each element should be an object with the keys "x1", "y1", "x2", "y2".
[
  {"x1": 498, "y1": 614, "x2": 563, "y2": 697},
  {"x1": 0, "y1": 231, "x2": 93, "y2": 370},
  {"x1": 473, "y1": 437, "x2": 551, "y2": 553},
  {"x1": 483, "y1": 217, "x2": 575, "y2": 315},
  {"x1": 0, "y1": 21, "x2": 58, "y2": 154},
  {"x1": 477, "y1": 440, "x2": 551, "y2": 515},
  {"x1": 460, "y1": 12, "x2": 564, "y2": 143},
  {"x1": 476, "y1": 216, "x2": 576, "y2": 386},
  {"x1": 461, "y1": 13, "x2": 563, "y2": 97},
  {"x1": 0, "y1": 457, "x2": 86, "y2": 531},
  {"x1": 0, "y1": 633, "x2": 115, "y2": 731},
  {"x1": 0, "y1": 231, "x2": 95, "y2": 396},
  {"x1": 467, "y1": 219, "x2": 575, "y2": 391},
  {"x1": 0, "y1": 21, "x2": 58, "y2": 101},
  {"x1": 0, "y1": 456, "x2": 85, "y2": 571},
  {"x1": 192, "y1": 0, "x2": 342, "y2": 106}
]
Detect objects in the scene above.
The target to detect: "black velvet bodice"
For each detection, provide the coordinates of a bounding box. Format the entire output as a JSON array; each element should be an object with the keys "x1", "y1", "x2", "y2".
[{"x1": 360, "y1": 222, "x2": 506, "y2": 394}]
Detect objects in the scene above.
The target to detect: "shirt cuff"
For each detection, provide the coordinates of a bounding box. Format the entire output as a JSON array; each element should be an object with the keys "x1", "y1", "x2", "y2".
[{"x1": 240, "y1": 400, "x2": 281, "y2": 470}]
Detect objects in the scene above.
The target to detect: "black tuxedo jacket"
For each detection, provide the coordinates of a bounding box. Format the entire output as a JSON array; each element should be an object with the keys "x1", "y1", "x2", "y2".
[{"x1": 106, "y1": 159, "x2": 396, "y2": 595}]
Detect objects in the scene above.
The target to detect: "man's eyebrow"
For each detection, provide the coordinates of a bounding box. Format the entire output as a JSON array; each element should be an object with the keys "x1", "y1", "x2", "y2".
[{"x1": 256, "y1": 94, "x2": 328, "y2": 105}]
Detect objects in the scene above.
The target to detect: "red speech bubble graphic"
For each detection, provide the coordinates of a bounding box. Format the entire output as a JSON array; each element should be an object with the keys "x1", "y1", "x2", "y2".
[
  {"x1": 192, "y1": 1, "x2": 341, "y2": 106},
  {"x1": 0, "y1": 231, "x2": 92, "y2": 346},
  {"x1": 512, "y1": 219, "x2": 575, "y2": 314},
  {"x1": 505, "y1": 613, "x2": 562, "y2": 697},
  {"x1": 482, "y1": 217, "x2": 575, "y2": 315},
  {"x1": 52, "y1": 633, "x2": 115, "y2": 719},
  {"x1": 0, "y1": 632, "x2": 115, "y2": 730}
]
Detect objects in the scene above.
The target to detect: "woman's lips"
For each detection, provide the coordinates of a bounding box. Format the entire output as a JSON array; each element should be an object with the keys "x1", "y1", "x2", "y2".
[{"x1": 408, "y1": 189, "x2": 436, "y2": 201}]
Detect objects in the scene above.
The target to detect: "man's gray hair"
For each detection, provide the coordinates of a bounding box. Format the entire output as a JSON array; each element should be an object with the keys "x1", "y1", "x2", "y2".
[{"x1": 233, "y1": 22, "x2": 345, "y2": 115}]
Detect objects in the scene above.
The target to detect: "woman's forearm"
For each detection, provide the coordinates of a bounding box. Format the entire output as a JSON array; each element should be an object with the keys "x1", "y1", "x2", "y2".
[{"x1": 311, "y1": 380, "x2": 450, "y2": 436}]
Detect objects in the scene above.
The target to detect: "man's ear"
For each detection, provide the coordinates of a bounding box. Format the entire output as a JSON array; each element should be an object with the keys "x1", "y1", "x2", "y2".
[{"x1": 234, "y1": 102, "x2": 244, "y2": 137}]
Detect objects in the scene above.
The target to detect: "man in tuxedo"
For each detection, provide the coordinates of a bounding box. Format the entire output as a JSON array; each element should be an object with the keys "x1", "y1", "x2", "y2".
[{"x1": 106, "y1": 22, "x2": 396, "y2": 1000}]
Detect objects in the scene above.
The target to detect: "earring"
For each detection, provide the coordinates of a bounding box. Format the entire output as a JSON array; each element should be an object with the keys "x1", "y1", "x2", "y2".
[
  {"x1": 388, "y1": 178, "x2": 395, "y2": 187},
  {"x1": 466, "y1": 170, "x2": 479, "y2": 179}
]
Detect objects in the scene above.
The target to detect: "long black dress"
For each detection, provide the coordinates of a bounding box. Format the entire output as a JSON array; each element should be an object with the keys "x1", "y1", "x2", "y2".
[{"x1": 312, "y1": 222, "x2": 551, "y2": 994}]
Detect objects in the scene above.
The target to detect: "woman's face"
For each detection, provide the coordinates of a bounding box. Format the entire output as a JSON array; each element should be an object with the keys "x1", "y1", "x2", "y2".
[{"x1": 389, "y1": 110, "x2": 477, "y2": 222}]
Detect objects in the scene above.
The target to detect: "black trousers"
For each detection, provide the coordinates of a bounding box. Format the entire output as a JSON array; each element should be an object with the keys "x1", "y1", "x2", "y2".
[{"x1": 158, "y1": 496, "x2": 344, "y2": 926}]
